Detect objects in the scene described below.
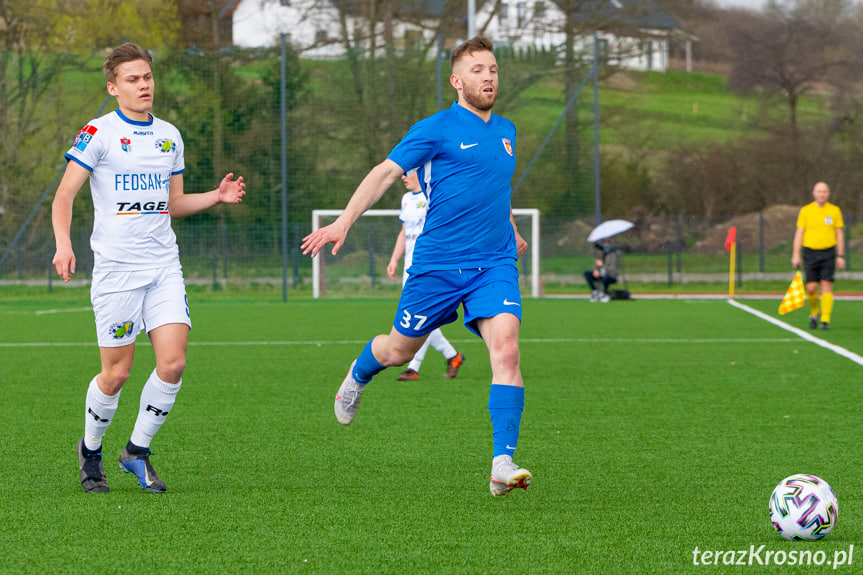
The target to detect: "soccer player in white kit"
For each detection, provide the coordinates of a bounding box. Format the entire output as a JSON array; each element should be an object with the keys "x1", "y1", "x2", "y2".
[
  {"x1": 52, "y1": 43, "x2": 246, "y2": 493},
  {"x1": 386, "y1": 170, "x2": 464, "y2": 381}
]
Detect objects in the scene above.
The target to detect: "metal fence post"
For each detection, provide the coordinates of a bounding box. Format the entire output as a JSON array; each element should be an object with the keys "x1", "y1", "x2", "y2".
[
  {"x1": 736, "y1": 240, "x2": 743, "y2": 288},
  {"x1": 292, "y1": 221, "x2": 300, "y2": 288},
  {"x1": 221, "y1": 222, "x2": 228, "y2": 281},
  {"x1": 211, "y1": 253, "x2": 218, "y2": 291},
  {"x1": 667, "y1": 248, "x2": 673, "y2": 287},
  {"x1": 759, "y1": 212, "x2": 765, "y2": 273},
  {"x1": 436, "y1": 34, "x2": 443, "y2": 112},
  {"x1": 368, "y1": 227, "x2": 376, "y2": 290},
  {"x1": 280, "y1": 33, "x2": 289, "y2": 303}
]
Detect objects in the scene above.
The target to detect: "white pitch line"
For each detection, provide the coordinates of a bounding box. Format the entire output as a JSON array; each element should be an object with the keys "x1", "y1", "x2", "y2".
[
  {"x1": 0, "y1": 342, "x2": 95, "y2": 347},
  {"x1": 34, "y1": 307, "x2": 92, "y2": 316},
  {"x1": 727, "y1": 299, "x2": 863, "y2": 367},
  {"x1": 0, "y1": 337, "x2": 799, "y2": 349},
  {"x1": 518, "y1": 337, "x2": 798, "y2": 343}
]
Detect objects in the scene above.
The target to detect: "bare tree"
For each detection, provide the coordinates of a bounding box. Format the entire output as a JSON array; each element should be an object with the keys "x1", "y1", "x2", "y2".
[
  {"x1": 0, "y1": 0, "x2": 180, "y2": 266},
  {"x1": 727, "y1": 1, "x2": 854, "y2": 130},
  {"x1": 279, "y1": 0, "x2": 464, "y2": 170},
  {"x1": 554, "y1": 0, "x2": 675, "y2": 216}
]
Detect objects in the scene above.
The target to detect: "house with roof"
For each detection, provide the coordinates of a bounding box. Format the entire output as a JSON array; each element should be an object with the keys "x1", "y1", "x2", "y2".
[
  {"x1": 480, "y1": 0, "x2": 695, "y2": 72},
  {"x1": 224, "y1": 0, "x2": 450, "y2": 58},
  {"x1": 225, "y1": 0, "x2": 346, "y2": 59},
  {"x1": 224, "y1": 0, "x2": 695, "y2": 72}
]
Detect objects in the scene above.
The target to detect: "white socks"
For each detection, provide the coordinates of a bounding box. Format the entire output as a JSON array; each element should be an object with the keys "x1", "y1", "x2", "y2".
[
  {"x1": 428, "y1": 329, "x2": 458, "y2": 360},
  {"x1": 408, "y1": 329, "x2": 458, "y2": 372},
  {"x1": 408, "y1": 338, "x2": 433, "y2": 371},
  {"x1": 83, "y1": 370, "x2": 181, "y2": 451},
  {"x1": 84, "y1": 376, "x2": 121, "y2": 452},
  {"x1": 130, "y1": 369, "x2": 182, "y2": 449}
]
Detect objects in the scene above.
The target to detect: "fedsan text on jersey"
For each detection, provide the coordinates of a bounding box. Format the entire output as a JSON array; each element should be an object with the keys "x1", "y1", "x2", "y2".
[{"x1": 114, "y1": 173, "x2": 169, "y2": 192}]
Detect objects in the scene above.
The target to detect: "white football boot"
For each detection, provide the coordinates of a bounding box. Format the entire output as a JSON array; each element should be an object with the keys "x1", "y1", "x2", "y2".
[
  {"x1": 489, "y1": 454, "x2": 532, "y2": 497},
  {"x1": 334, "y1": 360, "x2": 366, "y2": 425}
]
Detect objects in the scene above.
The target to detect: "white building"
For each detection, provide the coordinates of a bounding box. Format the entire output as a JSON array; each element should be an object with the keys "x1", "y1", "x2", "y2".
[
  {"x1": 480, "y1": 0, "x2": 693, "y2": 71},
  {"x1": 223, "y1": 0, "x2": 695, "y2": 71},
  {"x1": 226, "y1": 0, "x2": 347, "y2": 59}
]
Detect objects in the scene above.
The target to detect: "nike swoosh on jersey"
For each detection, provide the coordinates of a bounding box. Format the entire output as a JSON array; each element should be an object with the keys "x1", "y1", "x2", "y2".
[
  {"x1": 460, "y1": 142, "x2": 479, "y2": 149},
  {"x1": 503, "y1": 299, "x2": 521, "y2": 306}
]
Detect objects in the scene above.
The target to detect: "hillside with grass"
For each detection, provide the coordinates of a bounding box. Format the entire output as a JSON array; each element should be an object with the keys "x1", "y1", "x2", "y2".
[{"x1": 4, "y1": 48, "x2": 858, "y2": 291}]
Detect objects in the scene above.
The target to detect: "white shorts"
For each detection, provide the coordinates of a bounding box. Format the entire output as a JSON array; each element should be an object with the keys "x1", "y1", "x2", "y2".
[{"x1": 91, "y1": 264, "x2": 191, "y2": 348}]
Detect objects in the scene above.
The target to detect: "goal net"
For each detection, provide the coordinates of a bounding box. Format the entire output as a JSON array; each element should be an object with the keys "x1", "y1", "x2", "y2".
[{"x1": 311, "y1": 209, "x2": 540, "y2": 298}]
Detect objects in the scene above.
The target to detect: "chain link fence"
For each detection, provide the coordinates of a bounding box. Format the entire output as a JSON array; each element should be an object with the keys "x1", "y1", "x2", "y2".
[
  {"x1": 4, "y1": 212, "x2": 859, "y2": 295},
  {"x1": 2, "y1": 44, "x2": 859, "y2": 296}
]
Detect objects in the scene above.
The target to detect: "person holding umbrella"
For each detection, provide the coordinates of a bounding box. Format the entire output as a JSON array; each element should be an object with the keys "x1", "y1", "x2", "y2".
[
  {"x1": 584, "y1": 220, "x2": 632, "y2": 302},
  {"x1": 585, "y1": 239, "x2": 618, "y2": 302}
]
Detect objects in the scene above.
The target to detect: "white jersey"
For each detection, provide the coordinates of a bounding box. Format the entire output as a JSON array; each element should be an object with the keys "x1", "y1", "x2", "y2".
[
  {"x1": 399, "y1": 190, "x2": 428, "y2": 272},
  {"x1": 65, "y1": 109, "x2": 185, "y2": 272}
]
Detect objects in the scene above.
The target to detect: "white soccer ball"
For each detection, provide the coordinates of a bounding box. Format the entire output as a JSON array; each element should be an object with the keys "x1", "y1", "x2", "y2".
[{"x1": 769, "y1": 474, "x2": 838, "y2": 541}]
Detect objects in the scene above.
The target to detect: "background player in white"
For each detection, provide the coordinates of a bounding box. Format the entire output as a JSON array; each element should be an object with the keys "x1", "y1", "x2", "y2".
[
  {"x1": 52, "y1": 43, "x2": 246, "y2": 493},
  {"x1": 386, "y1": 169, "x2": 464, "y2": 381},
  {"x1": 302, "y1": 37, "x2": 532, "y2": 497}
]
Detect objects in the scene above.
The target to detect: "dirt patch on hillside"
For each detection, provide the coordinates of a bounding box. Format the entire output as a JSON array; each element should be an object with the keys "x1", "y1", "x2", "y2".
[
  {"x1": 549, "y1": 205, "x2": 803, "y2": 256},
  {"x1": 603, "y1": 72, "x2": 641, "y2": 92},
  {"x1": 692, "y1": 205, "x2": 799, "y2": 254}
]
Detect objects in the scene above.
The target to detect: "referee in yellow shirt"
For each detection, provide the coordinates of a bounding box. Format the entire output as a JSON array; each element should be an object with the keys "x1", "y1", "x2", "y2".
[{"x1": 791, "y1": 181, "x2": 846, "y2": 330}]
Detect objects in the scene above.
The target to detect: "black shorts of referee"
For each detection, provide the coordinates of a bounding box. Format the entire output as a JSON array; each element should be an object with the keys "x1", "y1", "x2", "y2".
[{"x1": 803, "y1": 246, "x2": 836, "y2": 283}]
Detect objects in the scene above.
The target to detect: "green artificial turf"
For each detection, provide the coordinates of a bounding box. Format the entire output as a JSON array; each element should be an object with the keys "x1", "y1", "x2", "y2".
[{"x1": 1, "y1": 296, "x2": 861, "y2": 573}]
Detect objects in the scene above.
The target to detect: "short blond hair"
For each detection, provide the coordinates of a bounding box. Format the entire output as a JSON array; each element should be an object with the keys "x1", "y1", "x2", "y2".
[
  {"x1": 103, "y1": 43, "x2": 152, "y2": 83},
  {"x1": 450, "y1": 36, "x2": 494, "y2": 70}
]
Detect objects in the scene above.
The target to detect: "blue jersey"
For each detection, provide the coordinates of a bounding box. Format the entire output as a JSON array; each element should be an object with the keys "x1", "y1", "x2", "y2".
[{"x1": 387, "y1": 103, "x2": 517, "y2": 273}]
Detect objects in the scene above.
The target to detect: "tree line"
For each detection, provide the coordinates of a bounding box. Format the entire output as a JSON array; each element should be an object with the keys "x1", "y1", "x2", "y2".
[{"x1": 2, "y1": 0, "x2": 863, "y2": 263}]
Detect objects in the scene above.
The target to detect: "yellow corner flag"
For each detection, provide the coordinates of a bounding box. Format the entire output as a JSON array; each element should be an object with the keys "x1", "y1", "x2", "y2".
[{"x1": 778, "y1": 271, "x2": 806, "y2": 315}]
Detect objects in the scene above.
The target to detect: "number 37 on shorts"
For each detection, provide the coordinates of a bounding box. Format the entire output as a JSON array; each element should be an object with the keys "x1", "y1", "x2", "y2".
[{"x1": 400, "y1": 309, "x2": 428, "y2": 331}]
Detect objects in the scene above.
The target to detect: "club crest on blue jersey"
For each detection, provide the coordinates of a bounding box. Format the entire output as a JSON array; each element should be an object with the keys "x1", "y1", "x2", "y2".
[
  {"x1": 155, "y1": 138, "x2": 176, "y2": 153},
  {"x1": 109, "y1": 321, "x2": 135, "y2": 339},
  {"x1": 120, "y1": 138, "x2": 132, "y2": 153},
  {"x1": 74, "y1": 125, "x2": 98, "y2": 151},
  {"x1": 502, "y1": 138, "x2": 513, "y2": 156}
]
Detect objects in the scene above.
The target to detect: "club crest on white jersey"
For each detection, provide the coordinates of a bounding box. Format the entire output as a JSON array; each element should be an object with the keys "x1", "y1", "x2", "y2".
[{"x1": 65, "y1": 109, "x2": 185, "y2": 272}]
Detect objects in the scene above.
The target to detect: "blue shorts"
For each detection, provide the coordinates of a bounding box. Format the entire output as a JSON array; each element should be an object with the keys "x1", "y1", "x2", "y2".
[{"x1": 394, "y1": 264, "x2": 522, "y2": 338}]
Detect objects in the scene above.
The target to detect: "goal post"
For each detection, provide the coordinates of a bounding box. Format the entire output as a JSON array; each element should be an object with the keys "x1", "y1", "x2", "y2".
[{"x1": 311, "y1": 208, "x2": 540, "y2": 298}]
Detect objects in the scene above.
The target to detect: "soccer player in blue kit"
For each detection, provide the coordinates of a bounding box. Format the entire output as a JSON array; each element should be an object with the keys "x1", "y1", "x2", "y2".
[
  {"x1": 387, "y1": 169, "x2": 465, "y2": 381},
  {"x1": 302, "y1": 36, "x2": 532, "y2": 497}
]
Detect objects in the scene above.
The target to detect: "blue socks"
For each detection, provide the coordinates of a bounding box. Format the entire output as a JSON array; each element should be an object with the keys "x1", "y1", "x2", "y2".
[
  {"x1": 352, "y1": 339, "x2": 386, "y2": 385},
  {"x1": 352, "y1": 344, "x2": 524, "y2": 458},
  {"x1": 488, "y1": 384, "x2": 524, "y2": 458}
]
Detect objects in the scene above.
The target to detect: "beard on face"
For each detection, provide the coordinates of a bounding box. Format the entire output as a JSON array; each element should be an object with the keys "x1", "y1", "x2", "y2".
[{"x1": 462, "y1": 82, "x2": 497, "y2": 111}]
